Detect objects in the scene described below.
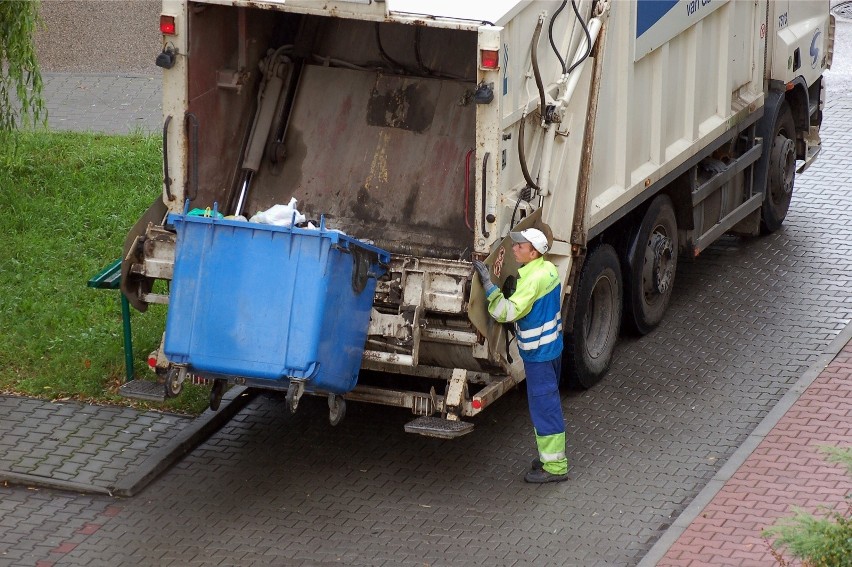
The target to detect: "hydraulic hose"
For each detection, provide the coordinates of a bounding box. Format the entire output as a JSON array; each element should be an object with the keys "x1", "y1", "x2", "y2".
[
  {"x1": 567, "y1": 0, "x2": 593, "y2": 75},
  {"x1": 375, "y1": 23, "x2": 406, "y2": 73},
  {"x1": 549, "y1": 0, "x2": 569, "y2": 75},
  {"x1": 518, "y1": 117, "x2": 540, "y2": 192},
  {"x1": 414, "y1": 27, "x2": 432, "y2": 76},
  {"x1": 186, "y1": 112, "x2": 199, "y2": 201},
  {"x1": 531, "y1": 18, "x2": 546, "y2": 116},
  {"x1": 519, "y1": 17, "x2": 547, "y2": 193}
]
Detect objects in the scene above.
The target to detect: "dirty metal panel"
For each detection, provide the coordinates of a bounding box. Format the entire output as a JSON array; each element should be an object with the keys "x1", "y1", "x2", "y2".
[
  {"x1": 248, "y1": 65, "x2": 477, "y2": 258},
  {"x1": 185, "y1": 4, "x2": 289, "y2": 211}
]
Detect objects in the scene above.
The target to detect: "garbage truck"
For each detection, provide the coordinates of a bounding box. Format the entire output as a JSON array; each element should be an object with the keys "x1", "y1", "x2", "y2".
[{"x1": 120, "y1": 0, "x2": 834, "y2": 437}]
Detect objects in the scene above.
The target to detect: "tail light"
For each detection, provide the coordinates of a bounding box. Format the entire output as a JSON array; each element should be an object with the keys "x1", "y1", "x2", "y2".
[
  {"x1": 160, "y1": 15, "x2": 176, "y2": 35},
  {"x1": 480, "y1": 49, "x2": 500, "y2": 70}
]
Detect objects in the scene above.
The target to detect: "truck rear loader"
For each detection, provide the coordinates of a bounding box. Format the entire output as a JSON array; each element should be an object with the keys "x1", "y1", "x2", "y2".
[{"x1": 121, "y1": 0, "x2": 834, "y2": 437}]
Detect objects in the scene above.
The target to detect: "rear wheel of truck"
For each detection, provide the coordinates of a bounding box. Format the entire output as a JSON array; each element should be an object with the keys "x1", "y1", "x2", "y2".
[
  {"x1": 624, "y1": 195, "x2": 678, "y2": 335},
  {"x1": 564, "y1": 244, "x2": 623, "y2": 389},
  {"x1": 760, "y1": 102, "x2": 796, "y2": 234}
]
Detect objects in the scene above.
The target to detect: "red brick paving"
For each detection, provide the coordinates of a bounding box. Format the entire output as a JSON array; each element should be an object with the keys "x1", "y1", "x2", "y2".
[
  {"x1": 101, "y1": 505, "x2": 122, "y2": 517},
  {"x1": 658, "y1": 344, "x2": 852, "y2": 566},
  {"x1": 76, "y1": 523, "x2": 102, "y2": 536},
  {"x1": 50, "y1": 542, "x2": 77, "y2": 554}
]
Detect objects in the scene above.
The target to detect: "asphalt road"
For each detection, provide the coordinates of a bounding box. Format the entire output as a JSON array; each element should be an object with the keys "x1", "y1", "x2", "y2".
[{"x1": 35, "y1": 0, "x2": 160, "y2": 75}]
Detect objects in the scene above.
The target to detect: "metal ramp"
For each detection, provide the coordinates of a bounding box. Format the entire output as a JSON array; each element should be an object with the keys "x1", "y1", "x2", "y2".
[{"x1": 119, "y1": 380, "x2": 166, "y2": 403}]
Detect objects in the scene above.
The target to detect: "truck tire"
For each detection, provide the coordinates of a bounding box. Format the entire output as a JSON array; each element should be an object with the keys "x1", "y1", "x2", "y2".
[
  {"x1": 564, "y1": 244, "x2": 622, "y2": 389},
  {"x1": 624, "y1": 195, "x2": 678, "y2": 335},
  {"x1": 760, "y1": 102, "x2": 796, "y2": 234}
]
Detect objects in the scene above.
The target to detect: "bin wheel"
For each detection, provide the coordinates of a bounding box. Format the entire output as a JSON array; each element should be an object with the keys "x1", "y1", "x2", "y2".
[
  {"x1": 328, "y1": 395, "x2": 346, "y2": 426},
  {"x1": 163, "y1": 367, "x2": 183, "y2": 398},
  {"x1": 209, "y1": 380, "x2": 226, "y2": 411},
  {"x1": 286, "y1": 380, "x2": 305, "y2": 414},
  {"x1": 286, "y1": 386, "x2": 297, "y2": 413}
]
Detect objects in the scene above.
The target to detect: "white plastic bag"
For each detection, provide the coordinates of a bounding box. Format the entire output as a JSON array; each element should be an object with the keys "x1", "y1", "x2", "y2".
[{"x1": 249, "y1": 197, "x2": 306, "y2": 226}]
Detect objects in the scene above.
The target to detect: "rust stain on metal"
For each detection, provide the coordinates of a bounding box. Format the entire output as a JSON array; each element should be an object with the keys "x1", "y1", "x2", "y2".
[
  {"x1": 364, "y1": 130, "x2": 391, "y2": 190},
  {"x1": 571, "y1": 17, "x2": 608, "y2": 247}
]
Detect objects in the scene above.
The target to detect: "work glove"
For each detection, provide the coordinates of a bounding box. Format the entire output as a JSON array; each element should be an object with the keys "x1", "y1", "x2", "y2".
[{"x1": 472, "y1": 260, "x2": 497, "y2": 295}]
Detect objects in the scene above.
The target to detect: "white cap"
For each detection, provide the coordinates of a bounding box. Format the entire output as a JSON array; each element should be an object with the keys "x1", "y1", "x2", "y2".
[{"x1": 509, "y1": 228, "x2": 549, "y2": 255}]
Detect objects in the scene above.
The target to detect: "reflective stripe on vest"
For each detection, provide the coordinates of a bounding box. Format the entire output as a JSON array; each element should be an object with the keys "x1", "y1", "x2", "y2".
[
  {"x1": 489, "y1": 295, "x2": 518, "y2": 322},
  {"x1": 517, "y1": 316, "x2": 563, "y2": 351},
  {"x1": 516, "y1": 313, "x2": 561, "y2": 339}
]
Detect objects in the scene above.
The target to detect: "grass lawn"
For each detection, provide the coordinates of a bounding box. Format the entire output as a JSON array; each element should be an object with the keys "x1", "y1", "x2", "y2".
[{"x1": 0, "y1": 130, "x2": 208, "y2": 414}]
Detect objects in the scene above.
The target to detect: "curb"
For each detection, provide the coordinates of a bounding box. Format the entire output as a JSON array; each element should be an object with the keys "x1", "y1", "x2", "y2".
[
  {"x1": 0, "y1": 472, "x2": 114, "y2": 496},
  {"x1": 0, "y1": 386, "x2": 257, "y2": 498},
  {"x1": 112, "y1": 386, "x2": 257, "y2": 497},
  {"x1": 637, "y1": 320, "x2": 852, "y2": 566}
]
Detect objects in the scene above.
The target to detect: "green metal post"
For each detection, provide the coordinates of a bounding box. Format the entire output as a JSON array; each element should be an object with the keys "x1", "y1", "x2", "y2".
[{"x1": 120, "y1": 293, "x2": 134, "y2": 382}]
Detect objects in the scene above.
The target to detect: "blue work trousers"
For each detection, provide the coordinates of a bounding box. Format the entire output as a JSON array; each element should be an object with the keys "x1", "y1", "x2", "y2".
[{"x1": 524, "y1": 358, "x2": 565, "y2": 436}]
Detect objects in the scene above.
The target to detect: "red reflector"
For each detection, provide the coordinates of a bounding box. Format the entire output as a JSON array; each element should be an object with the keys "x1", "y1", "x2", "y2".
[
  {"x1": 472, "y1": 399, "x2": 483, "y2": 410},
  {"x1": 480, "y1": 49, "x2": 499, "y2": 70},
  {"x1": 160, "y1": 15, "x2": 176, "y2": 35},
  {"x1": 147, "y1": 357, "x2": 157, "y2": 368}
]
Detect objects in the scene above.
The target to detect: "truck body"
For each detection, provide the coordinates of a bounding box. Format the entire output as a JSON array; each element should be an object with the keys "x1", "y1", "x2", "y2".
[{"x1": 123, "y1": 0, "x2": 833, "y2": 436}]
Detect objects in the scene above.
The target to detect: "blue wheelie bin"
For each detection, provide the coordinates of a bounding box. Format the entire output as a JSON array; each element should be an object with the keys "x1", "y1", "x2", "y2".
[{"x1": 163, "y1": 214, "x2": 390, "y2": 397}]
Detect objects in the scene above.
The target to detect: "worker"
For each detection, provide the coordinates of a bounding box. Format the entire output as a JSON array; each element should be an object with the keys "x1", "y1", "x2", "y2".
[{"x1": 473, "y1": 227, "x2": 568, "y2": 483}]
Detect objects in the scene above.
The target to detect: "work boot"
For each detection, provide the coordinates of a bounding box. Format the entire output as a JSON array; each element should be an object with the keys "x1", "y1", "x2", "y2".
[
  {"x1": 531, "y1": 457, "x2": 543, "y2": 470},
  {"x1": 524, "y1": 468, "x2": 569, "y2": 484}
]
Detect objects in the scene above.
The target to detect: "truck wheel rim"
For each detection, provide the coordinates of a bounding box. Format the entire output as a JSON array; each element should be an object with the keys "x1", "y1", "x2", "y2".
[
  {"x1": 770, "y1": 135, "x2": 795, "y2": 203},
  {"x1": 650, "y1": 232, "x2": 674, "y2": 294},
  {"x1": 642, "y1": 227, "x2": 673, "y2": 303}
]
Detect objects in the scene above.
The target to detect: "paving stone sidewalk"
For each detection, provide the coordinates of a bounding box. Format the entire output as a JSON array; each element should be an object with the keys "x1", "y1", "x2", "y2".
[
  {"x1": 0, "y1": 387, "x2": 254, "y2": 497},
  {"x1": 0, "y1": 72, "x2": 199, "y2": 498},
  {"x1": 642, "y1": 327, "x2": 852, "y2": 565},
  {"x1": 0, "y1": 397, "x2": 189, "y2": 494},
  {"x1": 41, "y1": 73, "x2": 161, "y2": 134}
]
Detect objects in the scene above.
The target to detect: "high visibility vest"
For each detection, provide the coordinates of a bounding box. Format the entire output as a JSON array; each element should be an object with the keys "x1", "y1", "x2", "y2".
[{"x1": 485, "y1": 256, "x2": 563, "y2": 362}]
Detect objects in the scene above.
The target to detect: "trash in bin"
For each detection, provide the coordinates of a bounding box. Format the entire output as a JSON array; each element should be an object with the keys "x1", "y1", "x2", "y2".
[{"x1": 249, "y1": 197, "x2": 306, "y2": 227}]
